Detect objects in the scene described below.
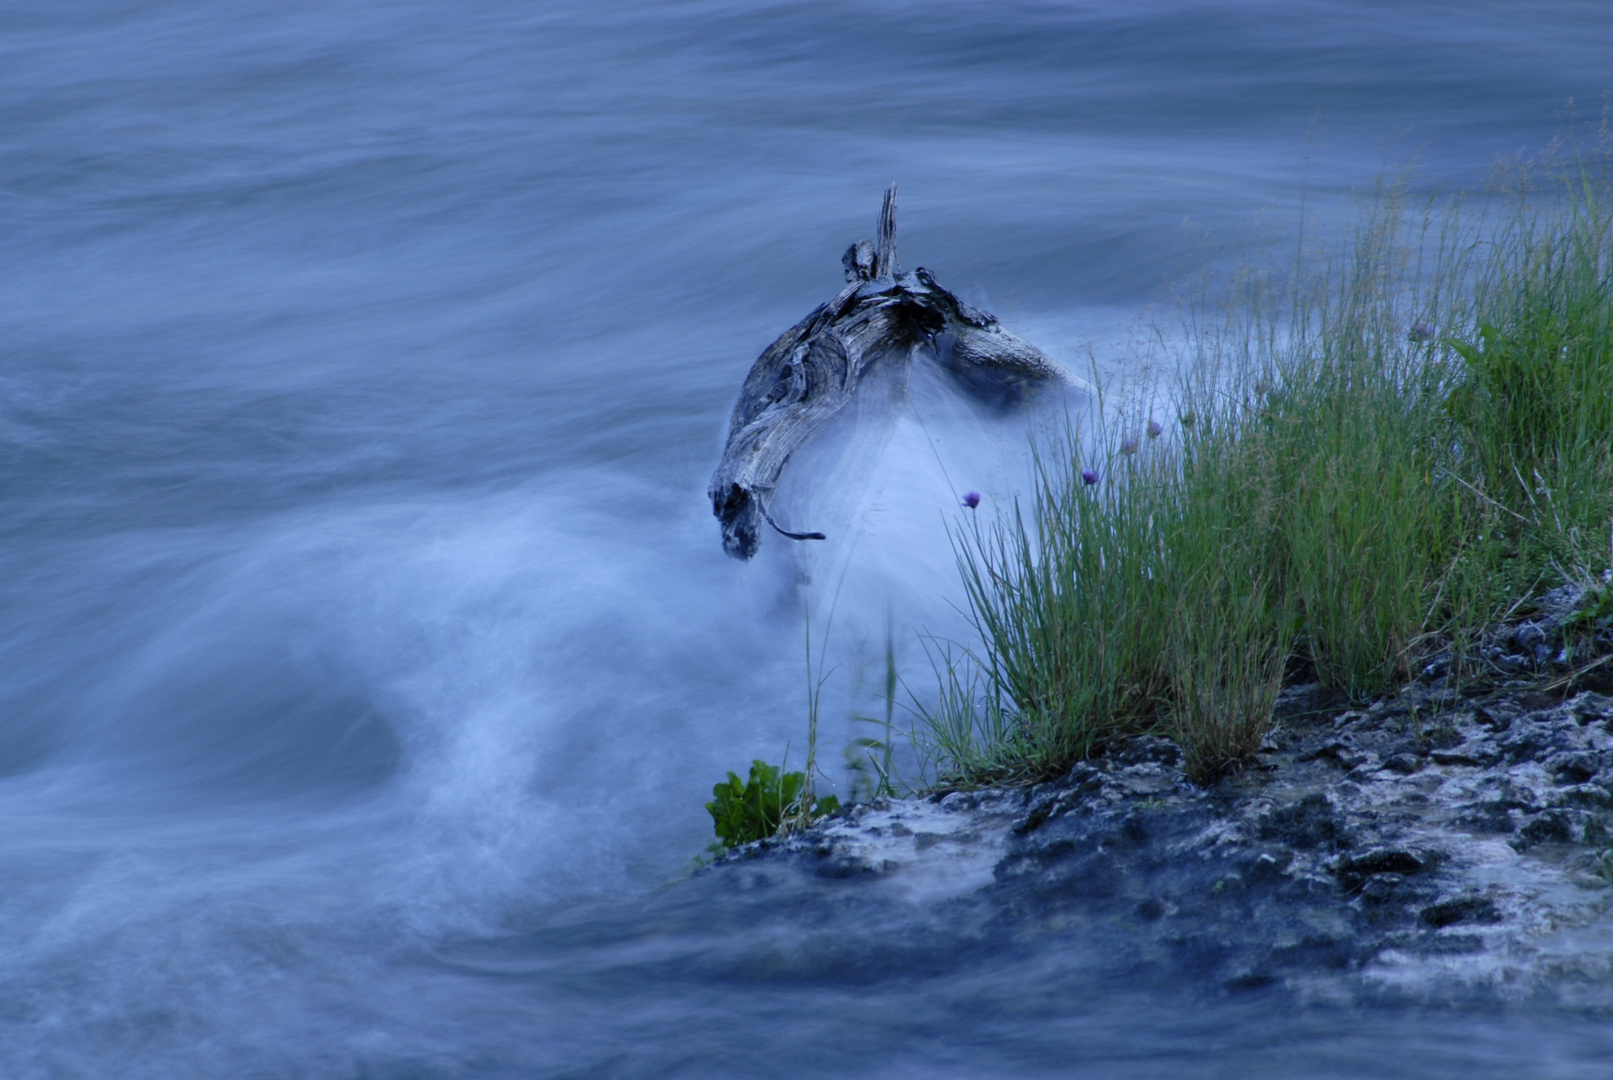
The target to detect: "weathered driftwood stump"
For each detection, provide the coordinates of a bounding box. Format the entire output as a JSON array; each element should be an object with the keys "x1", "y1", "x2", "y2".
[{"x1": 709, "y1": 186, "x2": 1075, "y2": 560}]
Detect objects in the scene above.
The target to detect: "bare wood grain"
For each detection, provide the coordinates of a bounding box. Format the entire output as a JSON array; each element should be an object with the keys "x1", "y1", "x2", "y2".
[{"x1": 709, "y1": 188, "x2": 1079, "y2": 559}]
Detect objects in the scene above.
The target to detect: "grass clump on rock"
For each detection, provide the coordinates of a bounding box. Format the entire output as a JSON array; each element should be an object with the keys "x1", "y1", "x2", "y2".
[{"x1": 924, "y1": 168, "x2": 1613, "y2": 788}]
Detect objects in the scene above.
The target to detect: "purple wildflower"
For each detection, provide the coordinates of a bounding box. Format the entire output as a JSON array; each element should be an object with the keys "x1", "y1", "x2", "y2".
[
  {"x1": 1146, "y1": 418, "x2": 1163, "y2": 439},
  {"x1": 1080, "y1": 467, "x2": 1099, "y2": 486},
  {"x1": 962, "y1": 491, "x2": 981, "y2": 509},
  {"x1": 1120, "y1": 436, "x2": 1139, "y2": 456},
  {"x1": 1408, "y1": 322, "x2": 1433, "y2": 343}
]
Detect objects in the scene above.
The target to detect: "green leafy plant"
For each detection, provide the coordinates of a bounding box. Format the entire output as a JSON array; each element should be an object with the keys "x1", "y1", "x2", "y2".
[
  {"x1": 705, "y1": 759, "x2": 840, "y2": 850},
  {"x1": 1568, "y1": 579, "x2": 1613, "y2": 630}
]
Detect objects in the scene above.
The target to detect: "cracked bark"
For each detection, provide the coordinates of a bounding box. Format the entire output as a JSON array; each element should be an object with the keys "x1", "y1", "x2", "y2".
[{"x1": 708, "y1": 185, "x2": 1077, "y2": 560}]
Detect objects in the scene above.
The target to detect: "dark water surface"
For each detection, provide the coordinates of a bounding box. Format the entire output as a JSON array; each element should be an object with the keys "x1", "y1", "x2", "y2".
[{"x1": 3, "y1": 2, "x2": 1612, "y2": 1075}]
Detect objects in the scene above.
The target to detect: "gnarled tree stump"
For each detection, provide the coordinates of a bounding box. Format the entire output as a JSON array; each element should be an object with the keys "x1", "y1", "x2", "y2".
[{"x1": 709, "y1": 185, "x2": 1075, "y2": 560}]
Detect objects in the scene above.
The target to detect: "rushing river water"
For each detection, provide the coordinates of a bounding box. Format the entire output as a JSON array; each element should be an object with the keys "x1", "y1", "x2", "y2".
[{"x1": 4, "y1": 3, "x2": 1613, "y2": 1076}]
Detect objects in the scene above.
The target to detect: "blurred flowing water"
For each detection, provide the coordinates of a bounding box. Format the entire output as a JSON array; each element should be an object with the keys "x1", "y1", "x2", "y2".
[{"x1": 3, "y1": 2, "x2": 1612, "y2": 1075}]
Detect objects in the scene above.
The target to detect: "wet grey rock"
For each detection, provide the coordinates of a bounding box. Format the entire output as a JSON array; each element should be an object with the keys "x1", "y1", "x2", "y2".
[
  {"x1": 1420, "y1": 895, "x2": 1502, "y2": 927},
  {"x1": 1258, "y1": 793, "x2": 1350, "y2": 850},
  {"x1": 1336, "y1": 847, "x2": 1433, "y2": 893},
  {"x1": 1547, "y1": 750, "x2": 1601, "y2": 784},
  {"x1": 1558, "y1": 783, "x2": 1613, "y2": 809},
  {"x1": 1501, "y1": 722, "x2": 1558, "y2": 763},
  {"x1": 1012, "y1": 790, "x2": 1077, "y2": 836},
  {"x1": 1299, "y1": 739, "x2": 1371, "y2": 771},
  {"x1": 1517, "y1": 810, "x2": 1574, "y2": 847},
  {"x1": 1570, "y1": 692, "x2": 1613, "y2": 723},
  {"x1": 1419, "y1": 656, "x2": 1451, "y2": 682},
  {"x1": 1474, "y1": 701, "x2": 1518, "y2": 732},
  {"x1": 1431, "y1": 739, "x2": 1501, "y2": 767},
  {"x1": 1382, "y1": 752, "x2": 1423, "y2": 775},
  {"x1": 1421, "y1": 726, "x2": 1464, "y2": 750},
  {"x1": 937, "y1": 790, "x2": 986, "y2": 812},
  {"x1": 1457, "y1": 804, "x2": 1519, "y2": 835},
  {"x1": 1517, "y1": 623, "x2": 1548, "y2": 650},
  {"x1": 1488, "y1": 777, "x2": 1545, "y2": 811},
  {"x1": 1497, "y1": 652, "x2": 1532, "y2": 674},
  {"x1": 711, "y1": 654, "x2": 1613, "y2": 1007},
  {"x1": 1357, "y1": 873, "x2": 1407, "y2": 906}
]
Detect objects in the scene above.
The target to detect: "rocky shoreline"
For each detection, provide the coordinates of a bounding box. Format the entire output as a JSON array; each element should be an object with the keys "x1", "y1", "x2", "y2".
[{"x1": 707, "y1": 586, "x2": 1613, "y2": 1006}]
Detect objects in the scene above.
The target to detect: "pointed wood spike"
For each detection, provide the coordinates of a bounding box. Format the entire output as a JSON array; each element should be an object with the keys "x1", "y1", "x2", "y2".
[{"x1": 875, "y1": 183, "x2": 897, "y2": 279}]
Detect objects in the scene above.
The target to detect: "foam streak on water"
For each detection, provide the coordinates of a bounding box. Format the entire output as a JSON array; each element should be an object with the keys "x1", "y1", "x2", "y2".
[{"x1": 3, "y1": 2, "x2": 1613, "y2": 1074}]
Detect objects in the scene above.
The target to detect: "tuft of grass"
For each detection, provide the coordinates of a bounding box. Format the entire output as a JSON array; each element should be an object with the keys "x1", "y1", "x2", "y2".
[
  {"x1": 1445, "y1": 177, "x2": 1613, "y2": 593},
  {"x1": 846, "y1": 616, "x2": 903, "y2": 802},
  {"x1": 922, "y1": 168, "x2": 1613, "y2": 788}
]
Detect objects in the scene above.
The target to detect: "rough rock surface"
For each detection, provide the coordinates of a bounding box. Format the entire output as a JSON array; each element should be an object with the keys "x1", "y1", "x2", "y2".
[{"x1": 709, "y1": 591, "x2": 1613, "y2": 1006}]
